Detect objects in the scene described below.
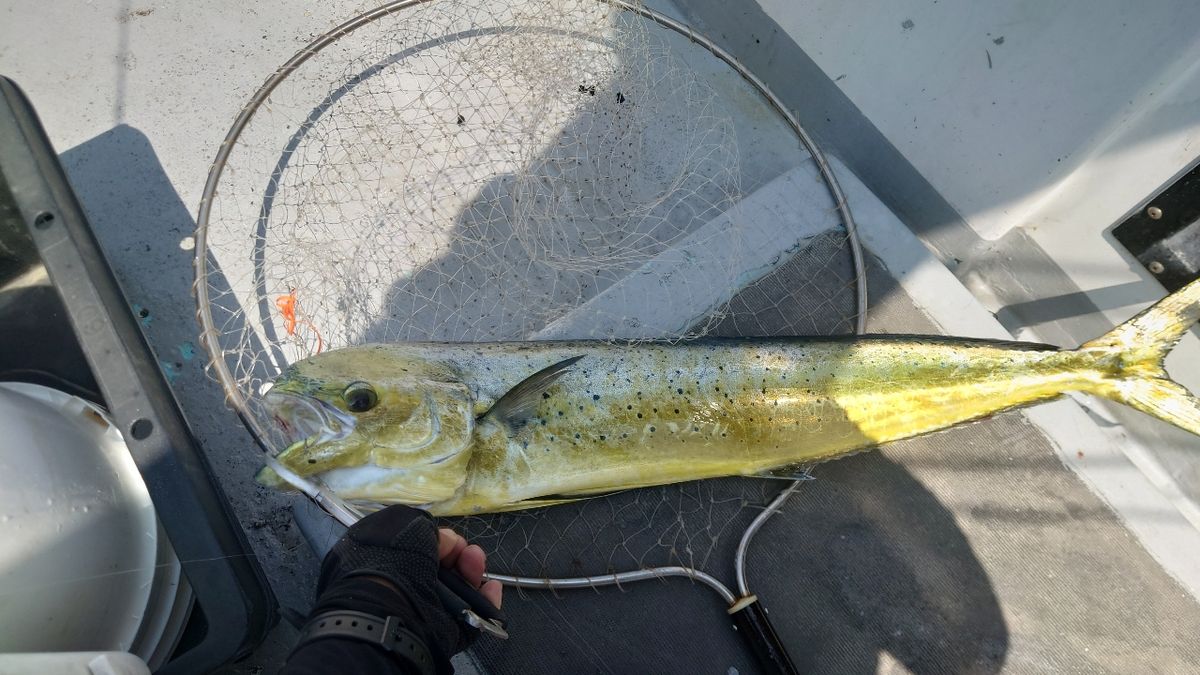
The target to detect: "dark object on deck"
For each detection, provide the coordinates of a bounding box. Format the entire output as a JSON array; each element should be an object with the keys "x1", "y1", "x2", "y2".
[
  {"x1": 730, "y1": 600, "x2": 799, "y2": 674},
  {"x1": 1113, "y1": 162, "x2": 1200, "y2": 292},
  {"x1": 0, "y1": 76, "x2": 275, "y2": 673}
]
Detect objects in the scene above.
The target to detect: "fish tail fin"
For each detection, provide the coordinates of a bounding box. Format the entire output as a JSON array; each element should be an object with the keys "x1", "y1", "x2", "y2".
[
  {"x1": 1079, "y1": 277, "x2": 1200, "y2": 436},
  {"x1": 1108, "y1": 378, "x2": 1200, "y2": 437}
]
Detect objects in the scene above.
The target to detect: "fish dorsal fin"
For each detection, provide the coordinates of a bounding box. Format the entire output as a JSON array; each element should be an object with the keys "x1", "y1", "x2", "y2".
[{"x1": 479, "y1": 355, "x2": 584, "y2": 431}]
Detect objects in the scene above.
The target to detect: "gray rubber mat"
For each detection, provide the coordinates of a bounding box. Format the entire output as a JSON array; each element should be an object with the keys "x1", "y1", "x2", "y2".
[{"x1": 465, "y1": 253, "x2": 1200, "y2": 674}]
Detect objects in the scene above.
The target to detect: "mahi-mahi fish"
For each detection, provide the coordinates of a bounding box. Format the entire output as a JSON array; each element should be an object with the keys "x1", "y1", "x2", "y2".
[{"x1": 259, "y1": 278, "x2": 1200, "y2": 515}]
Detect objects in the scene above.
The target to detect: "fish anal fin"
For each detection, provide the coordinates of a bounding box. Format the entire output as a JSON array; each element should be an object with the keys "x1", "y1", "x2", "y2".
[
  {"x1": 484, "y1": 489, "x2": 629, "y2": 513},
  {"x1": 546, "y1": 488, "x2": 628, "y2": 499},
  {"x1": 754, "y1": 463, "x2": 816, "y2": 481},
  {"x1": 480, "y1": 355, "x2": 584, "y2": 431},
  {"x1": 514, "y1": 496, "x2": 590, "y2": 509},
  {"x1": 482, "y1": 495, "x2": 592, "y2": 512}
]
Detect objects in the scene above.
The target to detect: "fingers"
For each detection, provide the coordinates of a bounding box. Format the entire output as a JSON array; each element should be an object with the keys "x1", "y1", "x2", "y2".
[
  {"x1": 457, "y1": 544, "x2": 503, "y2": 609},
  {"x1": 436, "y1": 528, "x2": 504, "y2": 609},
  {"x1": 480, "y1": 579, "x2": 503, "y2": 609},
  {"x1": 437, "y1": 528, "x2": 468, "y2": 565},
  {"x1": 456, "y1": 544, "x2": 487, "y2": 586}
]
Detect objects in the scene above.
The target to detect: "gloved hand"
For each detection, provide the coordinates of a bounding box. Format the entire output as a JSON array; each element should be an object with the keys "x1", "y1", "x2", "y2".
[{"x1": 309, "y1": 505, "x2": 501, "y2": 669}]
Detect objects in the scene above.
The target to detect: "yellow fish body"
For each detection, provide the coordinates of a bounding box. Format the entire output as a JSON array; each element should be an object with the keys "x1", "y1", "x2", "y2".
[{"x1": 261, "y1": 278, "x2": 1200, "y2": 515}]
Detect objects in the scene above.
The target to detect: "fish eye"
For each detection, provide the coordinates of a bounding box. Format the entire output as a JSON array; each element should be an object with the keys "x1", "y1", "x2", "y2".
[{"x1": 342, "y1": 382, "x2": 378, "y2": 413}]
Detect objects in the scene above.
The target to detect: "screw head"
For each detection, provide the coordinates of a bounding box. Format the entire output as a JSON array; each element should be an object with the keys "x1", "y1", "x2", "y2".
[
  {"x1": 1148, "y1": 261, "x2": 1165, "y2": 274},
  {"x1": 1147, "y1": 206, "x2": 1163, "y2": 220}
]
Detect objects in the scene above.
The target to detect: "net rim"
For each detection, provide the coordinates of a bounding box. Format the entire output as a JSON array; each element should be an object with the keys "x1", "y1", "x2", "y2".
[{"x1": 191, "y1": 0, "x2": 869, "y2": 599}]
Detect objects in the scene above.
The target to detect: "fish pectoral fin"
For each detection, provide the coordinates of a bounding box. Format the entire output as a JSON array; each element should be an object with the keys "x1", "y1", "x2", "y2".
[
  {"x1": 255, "y1": 464, "x2": 299, "y2": 491},
  {"x1": 478, "y1": 355, "x2": 584, "y2": 431}
]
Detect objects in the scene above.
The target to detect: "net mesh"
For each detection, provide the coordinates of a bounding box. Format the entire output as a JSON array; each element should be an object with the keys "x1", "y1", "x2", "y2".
[{"x1": 198, "y1": 0, "x2": 861, "y2": 580}]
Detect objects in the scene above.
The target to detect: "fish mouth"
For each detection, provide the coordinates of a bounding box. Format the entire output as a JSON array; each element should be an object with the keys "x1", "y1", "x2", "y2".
[{"x1": 264, "y1": 390, "x2": 356, "y2": 449}]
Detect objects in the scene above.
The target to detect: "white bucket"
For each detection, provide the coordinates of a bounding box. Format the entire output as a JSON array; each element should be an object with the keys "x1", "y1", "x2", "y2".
[{"x1": 0, "y1": 382, "x2": 191, "y2": 668}]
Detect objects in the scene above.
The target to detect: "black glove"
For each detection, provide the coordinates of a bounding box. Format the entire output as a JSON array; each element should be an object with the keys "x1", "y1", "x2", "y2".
[{"x1": 310, "y1": 505, "x2": 473, "y2": 669}]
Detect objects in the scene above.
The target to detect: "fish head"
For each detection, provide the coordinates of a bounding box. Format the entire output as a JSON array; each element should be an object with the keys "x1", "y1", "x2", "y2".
[{"x1": 264, "y1": 347, "x2": 477, "y2": 503}]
